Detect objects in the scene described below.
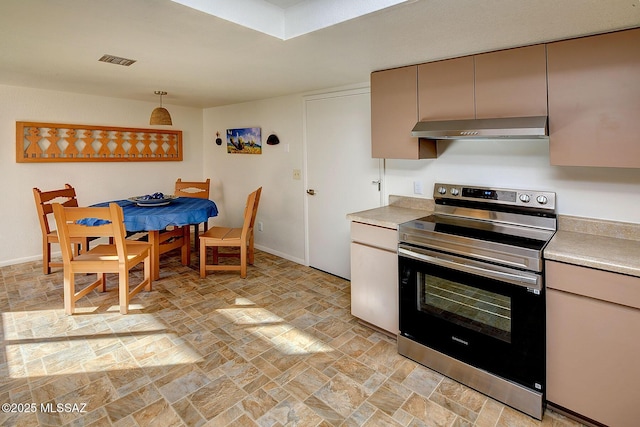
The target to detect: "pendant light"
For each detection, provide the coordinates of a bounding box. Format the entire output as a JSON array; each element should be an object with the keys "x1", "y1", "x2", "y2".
[{"x1": 150, "y1": 91, "x2": 172, "y2": 125}]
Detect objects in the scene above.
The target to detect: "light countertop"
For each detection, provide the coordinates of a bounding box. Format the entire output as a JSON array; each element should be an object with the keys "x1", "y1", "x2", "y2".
[
  {"x1": 346, "y1": 195, "x2": 434, "y2": 229},
  {"x1": 545, "y1": 216, "x2": 640, "y2": 278}
]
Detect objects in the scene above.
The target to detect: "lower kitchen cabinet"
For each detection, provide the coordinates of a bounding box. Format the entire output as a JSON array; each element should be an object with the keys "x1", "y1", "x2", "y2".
[
  {"x1": 546, "y1": 261, "x2": 640, "y2": 427},
  {"x1": 350, "y1": 221, "x2": 398, "y2": 334}
]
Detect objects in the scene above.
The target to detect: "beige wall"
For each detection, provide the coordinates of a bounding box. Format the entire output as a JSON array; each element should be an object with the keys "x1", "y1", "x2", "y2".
[
  {"x1": 2, "y1": 82, "x2": 640, "y2": 267},
  {"x1": 0, "y1": 84, "x2": 204, "y2": 266},
  {"x1": 384, "y1": 140, "x2": 640, "y2": 224},
  {"x1": 202, "y1": 94, "x2": 306, "y2": 264}
]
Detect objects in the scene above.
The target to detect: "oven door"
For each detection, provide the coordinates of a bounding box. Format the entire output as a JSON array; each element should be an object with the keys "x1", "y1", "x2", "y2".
[{"x1": 398, "y1": 243, "x2": 545, "y2": 392}]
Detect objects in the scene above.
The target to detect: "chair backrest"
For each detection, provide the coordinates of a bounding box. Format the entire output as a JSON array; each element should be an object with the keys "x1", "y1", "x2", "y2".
[
  {"x1": 174, "y1": 178, "x2": 210, "y2": 199},
  {"x1": 33, "y1": 184, "x2": 80, "y2": 235},
  {"x1": 248, "y1": 187, "x2": 262, "y2": 230},
  {"x1": 241, "y1": 187, "x2": 262, "y2": 238},
  {"x1": 53, "y1": 203, "x2": 129, "y2": 264}
]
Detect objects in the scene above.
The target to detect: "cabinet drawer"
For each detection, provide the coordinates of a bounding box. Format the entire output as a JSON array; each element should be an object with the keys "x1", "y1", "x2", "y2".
[
  {"x1": 351, "y1": 222, "x2": 397, "y2": 252},
  {"x1": 546, "y1": 261, "x2": 640, "y2": 310}
]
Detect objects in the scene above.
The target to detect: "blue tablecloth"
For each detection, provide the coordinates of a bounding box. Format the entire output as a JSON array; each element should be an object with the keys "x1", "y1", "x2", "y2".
[{"x1": 93, "y1": 197, "x2": 218, "y2": 232}]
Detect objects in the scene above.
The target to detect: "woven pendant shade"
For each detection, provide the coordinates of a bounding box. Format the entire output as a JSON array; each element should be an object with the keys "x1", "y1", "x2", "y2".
[
  {"x1": 150, "y1": 107, "x2": 172, "y2": 125},
  {"x1": 150, "y1": 91, "x2": 172, "y2": 125}
]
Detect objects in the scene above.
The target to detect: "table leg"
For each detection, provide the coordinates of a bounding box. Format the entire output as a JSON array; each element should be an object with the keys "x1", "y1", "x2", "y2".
[
  {"x1": 140, "y1": 226, "x2": 192, "y2": 281},
  {"x1": 148, "y1": 230, "x2": 161, "y2": 281},
  {"x1": 181, "y1": 225, "x2": 191, "y2": 266}
]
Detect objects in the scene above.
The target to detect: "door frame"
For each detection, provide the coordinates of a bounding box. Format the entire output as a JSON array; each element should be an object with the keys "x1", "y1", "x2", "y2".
[{"x1": 302, "y1": 85, "x2": 384, "y2": 268}]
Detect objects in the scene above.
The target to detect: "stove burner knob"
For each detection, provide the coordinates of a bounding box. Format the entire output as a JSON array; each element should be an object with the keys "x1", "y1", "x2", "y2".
[
  {"x1": 536, "y1": 195, "x2": 548, "y2": 205},
  {"x1": 437, "y1": 186, "x2": 447, "y2": 195},
  {"x1": 450, "y1": 188, "x2": 459, "y2": 196},
  {"x1": 519, "y1": 194, "x2": 531, "y2": 203}
]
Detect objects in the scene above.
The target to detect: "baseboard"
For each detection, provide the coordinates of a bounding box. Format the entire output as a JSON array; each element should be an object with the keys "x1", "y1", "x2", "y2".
[
  {"x1": 254, "y1": 244, "x2": 305, "y2": 266},
  {"x1": 546, "y1": 402, "x2": 607, "y2": 427},
  {"x1": 0, "y1": 254, "x2": 44, "y2": 268},
  {"x1": 1, "y1": 244, "x2": 305, "y2": 269}
]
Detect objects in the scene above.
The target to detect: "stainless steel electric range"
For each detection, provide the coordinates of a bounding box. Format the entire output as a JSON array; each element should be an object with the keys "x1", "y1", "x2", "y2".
[{"x1": 397, "y1": 183, "x2": 557, "y2": 420}]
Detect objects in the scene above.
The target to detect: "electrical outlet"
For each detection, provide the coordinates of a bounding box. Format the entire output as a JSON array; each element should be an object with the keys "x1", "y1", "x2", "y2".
[
  {"x1": 293, "y1": 169, "x2": 301, "y2": 180},
  {"x1": 413, "y1": 180, "x2": 423, "y2": 195},
  {"x1": 257, "y1": 221, "x2": 263, "y2": 232}
]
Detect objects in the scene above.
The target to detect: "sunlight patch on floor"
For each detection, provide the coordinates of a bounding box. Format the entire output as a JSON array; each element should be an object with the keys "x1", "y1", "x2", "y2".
[
  {"x1": 218, "y1": 305, "x2": 334, "y2": 355},
  {"x1": 2, "y1": 311, "x2": 202, "y2": 378}
]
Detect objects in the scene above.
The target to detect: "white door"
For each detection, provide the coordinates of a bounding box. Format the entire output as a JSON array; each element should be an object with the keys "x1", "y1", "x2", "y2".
[{"x1": 305, "y1": 88, "x2": 382, "y2": 279}]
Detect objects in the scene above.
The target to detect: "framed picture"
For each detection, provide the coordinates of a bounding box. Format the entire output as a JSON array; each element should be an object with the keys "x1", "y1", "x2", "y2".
[{"x1": 226, "y1": 127, "x2": 262, "y2": 154}]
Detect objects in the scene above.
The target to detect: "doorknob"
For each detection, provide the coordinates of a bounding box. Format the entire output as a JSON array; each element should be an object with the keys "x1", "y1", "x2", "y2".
[
  {"x1": 307, "y1": 189, "x2": 316, "y2": 195},
  {"x1": 372, "y1": 180, "x2": 381, "y2": 191}
]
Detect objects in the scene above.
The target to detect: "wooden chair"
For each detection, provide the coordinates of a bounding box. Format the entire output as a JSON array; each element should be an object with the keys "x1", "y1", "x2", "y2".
[
  {"x1": 33, "y1": 184, "x2": 90, "y2": 274},
  {"x1": 53, "y1": 202, "x2": 152, "y2": 315},
  {"x1": 200, "y1": 187, "x2": 262, "y2": 278},
  {"x1": 175, "y1": 178, "x2": 211, "y2": 248}
]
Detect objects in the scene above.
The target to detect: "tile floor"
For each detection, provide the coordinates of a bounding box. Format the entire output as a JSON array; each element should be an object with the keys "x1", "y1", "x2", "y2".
[{"x1": 0, "y1": 250, "x2": 586, "y2": 426}]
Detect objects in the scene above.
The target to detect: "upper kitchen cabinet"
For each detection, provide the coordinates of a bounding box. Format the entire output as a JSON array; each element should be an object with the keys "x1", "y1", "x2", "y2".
[
  {"x1": 418, "y1": 56, "x2": 475, "y2": 121},
  {"x1": 547, "y1": 28, "x2": 640, "y2": 168},
  {"x1": 475, "y1": 44, "x2": 548, "y2": 118},
  {"x1": 371, "y1": 66, "x2": 436, "y2": 159},
  {"x1": 417, "y1": 45, "x2": 547, "y2": 121}
]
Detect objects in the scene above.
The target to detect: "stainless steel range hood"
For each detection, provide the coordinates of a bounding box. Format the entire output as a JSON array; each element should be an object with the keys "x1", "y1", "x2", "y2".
[{"x1": 411, "y1": 116, "x2": 548, "y2": 140}]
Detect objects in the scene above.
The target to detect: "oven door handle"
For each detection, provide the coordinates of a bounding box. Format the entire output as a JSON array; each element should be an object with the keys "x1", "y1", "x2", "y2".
[{"x1": 398, "y1": 246, "x2": 541, "y2": 289}]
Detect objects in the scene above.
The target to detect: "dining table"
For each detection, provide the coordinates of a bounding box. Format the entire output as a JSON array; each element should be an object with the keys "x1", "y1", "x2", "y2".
[{"x1": 92, "y1": 197, "x2": 218, "y2": 280}]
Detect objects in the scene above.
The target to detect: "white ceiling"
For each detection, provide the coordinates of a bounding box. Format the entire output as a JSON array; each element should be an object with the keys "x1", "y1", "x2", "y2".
[
  {"x1": 172, "y1": 0, "x2": 412, "y2": 40},
  {"x1": 264, "y1": 0, "x2": 306, "y2": 8},
  {"x1": 0, "y1": 0, "x2": 638, "y2": 109}
]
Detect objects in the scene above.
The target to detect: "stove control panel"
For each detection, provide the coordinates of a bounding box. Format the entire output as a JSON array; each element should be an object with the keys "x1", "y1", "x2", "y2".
[{"x1": 433, "y1": 183, "x2": 556, "y2": 211}]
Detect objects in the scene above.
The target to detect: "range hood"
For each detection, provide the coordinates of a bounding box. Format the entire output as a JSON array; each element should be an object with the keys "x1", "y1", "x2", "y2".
[{"x1": 411, "y1": 116, "x2": 548, "y2": 140}]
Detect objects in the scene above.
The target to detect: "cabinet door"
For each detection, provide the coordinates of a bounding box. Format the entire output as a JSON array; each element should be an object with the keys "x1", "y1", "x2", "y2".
[
  {"x1": 418, "y1": 56, "x2": 474, "y2": 121},
  {"x1": 371, "y1": 66, "x2": 433, "y2": 159},
  {"x1": 546, "y1": 261, "x2": 640, "y2": 427},
  {"x1": 350, "y1": 241, "x2": 398, "y2": 334},
  {"x1": 547, "y1": 28, "x2": 640, "y2": 167},
  {"x1": 475, "y1": 44, "x2": 547, "y2": 119}
]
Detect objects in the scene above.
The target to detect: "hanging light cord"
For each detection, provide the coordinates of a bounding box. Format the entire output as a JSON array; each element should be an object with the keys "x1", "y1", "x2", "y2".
[{"x1": 155, "y1": 90, "x2": 167, "y2": 107}]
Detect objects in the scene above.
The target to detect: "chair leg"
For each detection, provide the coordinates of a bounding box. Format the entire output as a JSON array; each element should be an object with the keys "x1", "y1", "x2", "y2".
[
  {"x1": 144, "y1": 257, "x2": 152, "y2": 291},
  {"x1": 240, "y1": 243, "x2": 247, "y2": 278},
  {"x1": 81, "y1": 237, "x2": 90, "y2": 254},
  {"x1": 100, "y1": 273, "x2": 107, "y2": 292},
  {"x1": 43, "y1": 240, "x2": 52, "y2": 275},
  {"x1": 64, "y1": 270, "x2": 74, "y2": 315},
  {"x1": 119, "y1": 266, "x2": 128, "y2": 315},
  {"x1": 200, "y1": 239, "x2": 207, "y2": 278},
  {"x1": 248, "y1": 235, "x2": 255, "y2": 265}
]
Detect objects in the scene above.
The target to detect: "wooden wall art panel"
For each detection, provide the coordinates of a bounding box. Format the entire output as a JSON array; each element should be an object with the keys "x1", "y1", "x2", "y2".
[{"x1": 16, "y1": 122, "x2": 183, "y2": 163}]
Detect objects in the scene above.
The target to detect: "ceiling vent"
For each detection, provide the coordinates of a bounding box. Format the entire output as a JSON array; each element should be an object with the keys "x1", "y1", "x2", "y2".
[{"x1": 98, "y1": 54, "x2": 136, "y2": 66}]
